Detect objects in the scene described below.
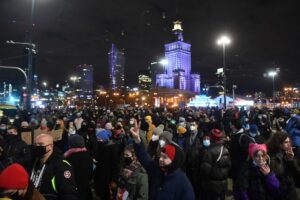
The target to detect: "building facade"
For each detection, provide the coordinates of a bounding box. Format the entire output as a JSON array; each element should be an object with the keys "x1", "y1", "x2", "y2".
[
  {"x1": 108, "y1": 43, "x2": 125, "y2": 91},
  {"x1": 156, "y1": 21, "x2": 200, "y2": 93},
  {"x1": 76, "y1": 64, "x2": 93, "y2": 97},
  {"x1": 138, "y1": 70, "x2": 152, "y2": 93}
]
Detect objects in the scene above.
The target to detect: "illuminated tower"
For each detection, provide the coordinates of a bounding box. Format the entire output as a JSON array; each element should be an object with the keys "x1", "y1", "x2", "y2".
[
  {"x1": 108, "y1": 44, "x2": 125, "y2": 91},
  {"x1": 156, "y1": 21, "x2": 200, "y2": 93}
]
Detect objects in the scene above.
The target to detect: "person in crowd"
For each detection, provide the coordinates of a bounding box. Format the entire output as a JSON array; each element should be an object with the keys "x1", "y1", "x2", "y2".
[
  {"x1": 234, "y1": 143, "x2": 281, "y2": 200},
  {"x1": 145, "y1": 116, "x2": 156, "y2": 144},
  {"x1": 267, "y1": 131, "x2": 300, "y2": 200},
  {"x1": 64, "y1": 135, "x2": 93, "y2": 200},
  {"x1": 73, "y1": 112, "x2": 83, "y2": 131},
  {"x1": 94, "y1": 128, "x2": 120, "y2": 200},
  {"x1": 173, "y1": 126, "x2": 187, "y2": 150},
  {"x1": 184, "y1": 119, "x2": 202, "y2": 196},
  {"x1": 200, "y1": 129, "x2": 231, "y2": 200},
  {"x1": 0, "y1": 163, "x2": 46, "y2": 200},
  {"x1": 130, "y1": 121, "x2": 195, "y2": 200},
  {"x1": 114, "y1": 145, "x2": 148, "y2": 200},
  {"x1": 30, "y1": 134, "x2": 78, "y2": 200},
  {"x1": 4, "y1": 126, "x2": 32, "y2": 171},
  {"x1": 148, "y1": 124, "x2": 164, "y2": 160}
]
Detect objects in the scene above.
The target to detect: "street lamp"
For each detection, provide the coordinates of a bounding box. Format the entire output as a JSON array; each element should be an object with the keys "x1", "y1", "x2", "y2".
[
  {"x1": 70, "y1": 76, "x2": 78, "y2": 92},
  {"x1": 42, "y1": 82, "x2": 47, "y2": 91},
  {"x1": 217, "y1": 35, "x2": 231, "y2": 109},
  {"x1": 268, "y1": 71, "x2": 278, "y2": 103}
]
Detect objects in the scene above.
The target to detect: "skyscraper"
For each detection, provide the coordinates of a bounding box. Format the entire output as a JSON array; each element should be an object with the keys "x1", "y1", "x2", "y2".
[
  {"x1": 156, "y1": 21, "x2": 201, "y2": 93},
  {"x1": 108, "y1": 44, "x2": 125, "y2": 91},
  {"x1": 76, "y1": 64, "x2": 93, "y2": 97},
  {"x1": 138, "y1": 70, "x2": 152, "y2": 93}
]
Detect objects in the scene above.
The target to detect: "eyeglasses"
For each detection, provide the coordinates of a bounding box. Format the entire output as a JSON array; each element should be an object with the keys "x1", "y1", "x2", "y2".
[{"x1": 7, "y1": 131, "x2": 15, "y2": 134}]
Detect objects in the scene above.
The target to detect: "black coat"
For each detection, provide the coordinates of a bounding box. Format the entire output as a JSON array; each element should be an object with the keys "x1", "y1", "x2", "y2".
[
  {"x1": 4, "y1": 134, "x2": 32, "y2": 171},
  {"x1": 269, "y1": 152, "x2": 300, "y2": 200},
  {"x1": 94, "y1": 141, "x2": 121, "y2": 199},
  {"x1": 31, "y1": 149, "x2": 78, "y2": 200},
  {"x1": 200, "y1": 142, "x2": 231, "y2": 195},
  {"x1": 66, "y1": 150, "x2": 93, "y2": 200}
]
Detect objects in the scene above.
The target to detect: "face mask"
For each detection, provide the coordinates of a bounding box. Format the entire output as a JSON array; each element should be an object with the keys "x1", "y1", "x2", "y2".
[
  {"x1": 0, "y1": 126, "x2": 6, "y2": 130},
  {"x1": 124, "y1": 157, "x2": 133, "y2": 165},
  {"x1": 69, "y1": 129, "x2": 76, "y2": 135},
  {"x1": 33, "y1": 145, "x2": 48, "y2": 158},
  {"x1": 129, "y1": 120, "x2": 134, "y2": 125},
  {"x1": 203, "y1": 140, "x2": 210, "y2": 147},
  {"x1": 190, "y1": 126, "x2": 196, "y2": 131},
  {"x1": 152, "y1": 135, "x2": 159, "y2": 141},
  {"x1": 249, "y1": 132, "x2": 257, "y2": 137},
  {"x1": 159, "y1": 140, "x2": 166, "y2": 148}
]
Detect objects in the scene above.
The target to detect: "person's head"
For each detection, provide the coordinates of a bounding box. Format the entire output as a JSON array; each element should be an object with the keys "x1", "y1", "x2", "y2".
[
  {"x1": 230, "y1": 119, "x2": 243, "y2": 132},
  {"x1": 0, "y1": 163, "x2": 29, "y2": 198},
  {"x1": 159, "y1": 131, "x2": 173, "y2": 148},
  {"x1": 202, "y1": 135, "x2": 210, "y2": 147},
  {"x1": 248, "y1": 143, "x2": 268, "y2": 166},
  {"x1": 249, "y1": 124, "x2": 259, "y2": 137},
  {"x1": 189, "y1": 120, "x2": 198, "y2": 132},
  {"x1": 209, "y1": 129, "x2": 224, "y2": 143},
  {"x1": 68, "y1": 134, "x2": 85, "y2": 148},
  {"x1": 20, "y1": 121, "x2": 29, "y2": 129},
  {"x1": 123, "y1": 145, "x2": 136, "y2": 166},
  {"x1": 6, "y1": 127, "x2": 18, "y2": 136},
  {"x1": 177, "y1": 126, "x2": 187, "y2": 136},
  {"x1": 105, "y1": 122, "x2": 113, "y2": 130},
  {"x1": 152, "y1": 124, "x2": 164, "y2": 141},
  {"x1": 34, "y1": 134, "x2": 54, "y2": 162},
  {"x1": 145, "y1": 115, "x2": 152, "y2": 124},
  {"x1": 267, "y1": 131, "x2": 291, "y2": 154},
  {"x1": 159, "y1": 145, "x2": 175, "y2": 167}
]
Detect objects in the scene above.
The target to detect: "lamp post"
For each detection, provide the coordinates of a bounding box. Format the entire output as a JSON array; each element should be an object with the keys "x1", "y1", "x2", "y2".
[
  {"x1": 150, "y1": 59, "x2": 168, "y2": 86},
  {"x1": 268, "y1": 71, "x2": 277, "y2": 103},
  {"x1": 217, "y1": 36, "x2": 231, "y2": 109},
  {"x1": 42, "y1": 82, "x2": 47, "y2": 91}
]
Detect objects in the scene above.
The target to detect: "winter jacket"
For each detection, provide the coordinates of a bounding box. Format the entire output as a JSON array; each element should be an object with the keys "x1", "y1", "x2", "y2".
[
  {"x1": 200, "y1": 142, "x2": 231, "y2": 195},
  {"x1": 235, "y1": 161, "x2": 280, "y2": 200},
  {"x1": 133, "y1": 141, "x2": 195, "y2": 200},
  {"x1": 65, "y1": 149, "x2": 93, "y2": 200},
  {"x1": 269, "y1": 151, "x2": 300, "y2": 200},
  {"x1": 116, "y1": 165, "x2": 149, "y2": 200},
  {"x1": 4, "y1": 134, "x2": 32, "y2": 172},
  {"x1": 30, "y1": 149, "x2": 78, "y2": 200}
]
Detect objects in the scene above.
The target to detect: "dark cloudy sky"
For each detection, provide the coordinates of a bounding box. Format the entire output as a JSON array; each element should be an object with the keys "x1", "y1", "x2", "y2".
[{"x1": 0, "y1": 0, "x2": 299, "y2": 95}]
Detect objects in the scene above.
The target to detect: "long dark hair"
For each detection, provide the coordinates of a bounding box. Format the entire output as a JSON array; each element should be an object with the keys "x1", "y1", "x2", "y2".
[{"x1": 267, "y1": 131, "x2": 290, "y2": 155}]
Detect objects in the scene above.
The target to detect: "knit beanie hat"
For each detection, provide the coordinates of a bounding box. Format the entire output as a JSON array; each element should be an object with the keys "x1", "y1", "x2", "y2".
[
  {"x1": 160, "y1": 131, "x2": 173, "y2": 143},
  {"x1": 0, "y1": 163, "x2": 29, "y2": 189},
  {"x1": 145, "y1": 115, "x2": 152, "y2": 122},
  {"x1": 162, "y1": 145, "x2": 176, "y2": 161},
  {"x1": 105, "y1": 122, "x2": 113, "y2": 130},
  {"x1": 177, "y1": 126, "x2": 187, "y2": 135},
  {"x1": 209, "y1": 129, "x2": 224, "y2": 142},
  {"x1": 153, "y1": 124, "x2": 164, "y2": 136},
  {"x1": 248, "y1": 143, "x2": 267, "y2": 159},
  {"x1": 249, "y1": 124, "x2": 258, "y2": 135},
  {"x1": 69, "y1": 134, "x2": 85, "y2": 148}
]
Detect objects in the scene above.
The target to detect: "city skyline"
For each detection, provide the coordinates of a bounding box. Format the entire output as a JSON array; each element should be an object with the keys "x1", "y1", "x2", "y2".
[{"x1": 0, "y1": 0, "x2": 299, "y2": 95}]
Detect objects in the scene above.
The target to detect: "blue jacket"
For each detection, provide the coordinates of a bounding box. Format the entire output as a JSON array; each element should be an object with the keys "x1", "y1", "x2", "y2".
[
  {"x1": 134, "y1": 141, "x2": 195, "y2": 200},
  {"x1": 286, "y1": 116, "x2": 300, "y2": 147}
]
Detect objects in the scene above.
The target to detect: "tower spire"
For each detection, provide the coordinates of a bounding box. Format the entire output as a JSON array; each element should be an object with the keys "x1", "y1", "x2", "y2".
[{"x1": 172, "y1": 20, "x2": 184, "y2": 41}]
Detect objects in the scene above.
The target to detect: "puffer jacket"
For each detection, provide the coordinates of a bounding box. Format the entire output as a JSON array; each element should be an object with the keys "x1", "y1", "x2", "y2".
[{"x1": 200, "y1": 142, "x2": 231, "y2": 195}]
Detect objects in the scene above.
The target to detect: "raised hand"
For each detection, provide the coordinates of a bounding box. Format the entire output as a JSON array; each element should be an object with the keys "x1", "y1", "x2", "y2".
[
  {"x1": 130, "y1": 119, "x2": 141, "y2": 143},
  {"x1": 260, "y1": 164, "x2": 270, "y2": 176}
]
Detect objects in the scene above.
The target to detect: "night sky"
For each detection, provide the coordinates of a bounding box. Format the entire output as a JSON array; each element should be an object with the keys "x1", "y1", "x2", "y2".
[{"x1": 0, "y1": 0, "x2": 299, "y2": 95}]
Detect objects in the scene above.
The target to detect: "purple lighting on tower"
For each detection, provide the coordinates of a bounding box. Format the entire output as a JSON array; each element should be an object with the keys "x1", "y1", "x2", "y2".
[{"x1": 156, "y1": 20, "x2": 200, "y2": 93}]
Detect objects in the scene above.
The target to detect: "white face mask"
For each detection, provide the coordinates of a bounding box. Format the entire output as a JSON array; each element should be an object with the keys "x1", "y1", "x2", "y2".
[
  {"x1": 129, "y1": 120, "x2": 134, "y2": 125},
  {"x1": 159, "y1": 140, "x2": 166, "y2": 148},
  {"x1": 69, "y1": 129, "x2": 76, "y2": 135},
  {"x1": 151, "y1": 135, "x2": 159, "y2": 141},
  {"x1": 190, "y1": 126, "x2": 196, "y2": 131}
]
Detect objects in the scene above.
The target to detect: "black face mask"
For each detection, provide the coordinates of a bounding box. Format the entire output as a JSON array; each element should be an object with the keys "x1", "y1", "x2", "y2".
[
  {"x1": 33, "y1": 145, "x2": 48, "y2": 158},
  {"x1": 124, "y1": 157, "x2": 133, "y2": 166}
]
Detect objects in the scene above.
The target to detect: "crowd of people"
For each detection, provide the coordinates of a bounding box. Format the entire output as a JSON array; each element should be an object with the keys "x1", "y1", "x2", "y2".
[{"x1": 0, "y1": 105, "x2": 300, "y2": 200}]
